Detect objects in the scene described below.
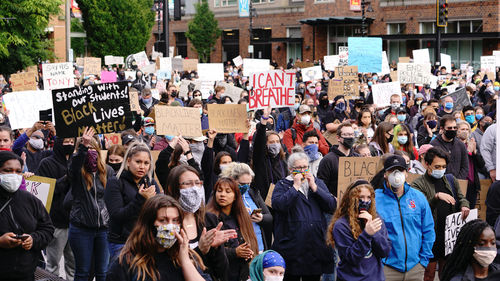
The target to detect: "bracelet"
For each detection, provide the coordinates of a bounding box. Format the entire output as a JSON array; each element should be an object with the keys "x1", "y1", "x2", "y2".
[
  {"x1": 262, "y1": 116, "x2": 269, "y2": 120},
  {"x1": 184, "y1": 150, "x2": 192, "y2": 155}
]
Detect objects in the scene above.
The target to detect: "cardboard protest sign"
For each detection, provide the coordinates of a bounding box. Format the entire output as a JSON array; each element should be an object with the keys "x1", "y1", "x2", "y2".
[
  {"x1": 207, "y1": 104, "x2": 247, "y2": 133},
  {"x1": 216, "y1": 82, "x2": 244, "y2": 102},
  {"x1": 133, "y1": 51, "x2": 149, "y2": 69},
  {"x1": 10, "y1": 71, "x2": 37, "y2": 92},
  {"x1": 198, "y1": 63, "x2": 224, "y2": 81},
  {"x1": 327, "y1": 79, "x2": 343, "y2": 100},
  {"x1": 445, "y1": 209, "x2": 478, "y2": 255},
  {"x1": 440, "y1": 88, "x2": 471, "y2": 111},
  {"x1": 372, "y1": 82, "x2": 402, "y2": 107},
  {"x1": 441, "y1": 54, "x2": 452, "y2": 72},
  {"x1": 172, "y1": 58, "x2": 184, "y2": 72},
  {"x1": 399, "y1": 57, "x2": 411, "y2": 63},
  {"x1": 301, "y1": 66, "x2": 322, "y2": 82},
  {"x1": 476, "y1": 179, "x2": 492, "y2": 220},
  {"x1": 390, "y1": 70, "x2": 398, "y2": 82},
  {"x1": 42, "y1": 62, "x2": 74, "y2": 90},
  {"x1": 397, "y1": 63, "x2": 432, "y2": 85},
  {"x1": 154, "y1": 106, "x2": 202, "y2": 137},
  {"x1": 324, "y1": 55, "x2": 340, "y2": 71},
  {"x1": 3, "y1": 90, "x2": 53, "y2": 129},
  {"x1": 179, "y1": 80, "x2": 200, "y2": 98},
  {"x1": 76, "y1": 57, "x2": 84, "y2": 67},
  {"x1": 100, "y1": 71, "x2": 117, "y2": 83},
  {"x1": 334, "y1": 66, "x2": 359, "y2": 99},
  {"x1": 25, "y1": 176, "x2": 56, "y2": 212},
  {"x1": 104, "y1": 133, "x2": 122, "y2": 145},
  {"x1": 295, "y1": 62, "x2": 314, "y2": 69},
  {"x1": 337, "y1": 157, "x2": 382, "y2": 201},
  {"x1": 379, "y1": 51, "x2": 391, "y2": 75},
  {"x1": 412, "y1": 49, "x2": 430, "y2": 64},
  {"x1": 339, "y1": 46, "x2": 348, "y2": 66},
  {"x1": 83, "y1": 57, "x2": 101, "y2": 76},
  {"x1": 248, "y1": 70, "x2": 295, "y2": 110},
  {"x1": 128, "y1": 87, "x2": 141, "y2": 112},
  {"x1": 243, "y1": 59, "x2": 270, "y2": 76},
  {"x1": 348, "y1": 37, "x2": 382, "y2": 73},
  {"x1": 233, "y1": 55, "x2": 243, "y2": 67},
  {"x1": 183, "y1": 59, "x2": 198, "y2": 72},
  {"x1": 481, "y1": 56, "x2": 496, "y2": 80},
  {"x1": 52, "y1": 81, "x2": 133, "y2": 137}
]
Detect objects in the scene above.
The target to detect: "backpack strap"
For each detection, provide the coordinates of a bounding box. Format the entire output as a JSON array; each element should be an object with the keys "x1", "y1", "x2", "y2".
[{"x1": 291, "y1": 128, "x2": 297, "y2": 144}]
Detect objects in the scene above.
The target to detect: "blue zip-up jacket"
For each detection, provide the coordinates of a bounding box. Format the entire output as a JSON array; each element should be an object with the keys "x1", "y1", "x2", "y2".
[{"x1": 375, "y1": 182, "x2": 435, "y2": 273}]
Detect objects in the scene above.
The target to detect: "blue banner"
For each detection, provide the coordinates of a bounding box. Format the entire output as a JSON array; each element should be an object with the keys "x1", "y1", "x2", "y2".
[
  {"x1": 239, "y1": 0, "x2": 249, "y2": 17},
  {"x1": 348, "y1": 37, "x2": 382, "y2": 73}
]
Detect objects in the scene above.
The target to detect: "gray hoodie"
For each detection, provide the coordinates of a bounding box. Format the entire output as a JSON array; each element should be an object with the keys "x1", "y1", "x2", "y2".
[{"x1": 480, "y1": 124, "x2": 496, "y2": 172}]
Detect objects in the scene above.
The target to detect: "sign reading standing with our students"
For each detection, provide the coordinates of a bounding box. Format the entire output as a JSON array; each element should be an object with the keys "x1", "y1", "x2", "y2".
[
  {"x1": 249, "y1": 70, "x2": 295, "y2": 110},
  {"x1": 52, "y1": 81, "x2": 133, "y2": 137}
]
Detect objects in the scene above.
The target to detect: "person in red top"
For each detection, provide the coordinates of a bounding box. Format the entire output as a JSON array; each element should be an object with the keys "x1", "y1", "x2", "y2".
[{"x1": 283, "y1": 105, "x2": 329, "y2": 156}]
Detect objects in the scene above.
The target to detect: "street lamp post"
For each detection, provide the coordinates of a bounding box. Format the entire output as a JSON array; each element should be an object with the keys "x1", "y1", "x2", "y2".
[
  {"x1": 249, "y1": 0, "x2": 254, "y2": 58},
  {"x1": 163, "y1": 0, "x2": 169, "y2": 57}
]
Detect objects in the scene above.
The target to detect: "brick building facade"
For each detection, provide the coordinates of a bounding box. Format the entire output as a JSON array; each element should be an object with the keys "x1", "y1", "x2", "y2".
[{"x1": 153, "y1": 0, "x2": 499, "y2": 69}]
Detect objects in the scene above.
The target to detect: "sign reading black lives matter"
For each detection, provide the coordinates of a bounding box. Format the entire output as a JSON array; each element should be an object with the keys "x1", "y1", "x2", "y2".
[{"x1": 52, "y1": 81, "x2": 133, "y2": 137}]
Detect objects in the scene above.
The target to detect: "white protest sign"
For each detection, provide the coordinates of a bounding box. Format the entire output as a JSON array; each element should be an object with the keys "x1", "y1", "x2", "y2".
[
  {"x1": 445, "y1": 209, "x2": 478, "y2": 255},
  {"x1": 249, "y1": 70, "x2": 295, "y2": 110},
  {"x1": 42, "y1": 62, "x2": 74, "y2": 90},
  {"x1": 481, "y1": 56, "x2": 496, "y2": 73},
  {"x1": 339, "y1": 46, "x2": 348, "y2": 66},
  {"x1": 141, "y1": 63, "x2": 156, "y2": 74},
  {"x1": 105, "y1": 56, "x2": 124, "y2": 65},
  {"x1": 493, "y1": 51, "x2": 500, "y2": 67},
  {"x1": 397, "y1": 63, "x2": 432, "y2": 84},
  {"x1": 371, "y1": 82, "x2": 402, "y2": 107},
  {"x1": 198, "y1": 63, "x2": 224, "y2": 81},
  {"x1": 379, "y1": 51, "x2": 391, "y2": 75},
  {"x1": 200, "y1": 81, "x2": 214, "y2": 99},
  {"x1": 3, "y1": 90, "x2": 53, "y2": 129},
  {"x1": 158, "y1": 57, "x2": 172, "y2": 72},
  {"x1": 243, "y1": 58, "x2": 270, "y2": 76},
  {"x1": 216, "y1": 82, "x2": 245, "y2": 102},
  {"x1": 441, "y1": 54, "x2": 452, "y2": 72},
  {"x1": 413, "y1": 49, "x2": 430, "y2": 64},
  {"x1": 124, "y1": 71, "x2": 136, "y2": 80},
  {"x1": 301, "y1": 66, "x2": 323, "y2": 82},
  {"x1": 324, "y1": 55, "x2": 340, "y2": 71},
  {"x1": 133, "y1": 51, "x2": 149, "y2": 69},
  {"x1": 460, "y1": 64, "x2": 468, "y2": 71},
  {"x1": 233, "y1": 55, "x2": 243, "y2": 67},
  {"x1": 25, "y1": 176, "x2": 56, "y2": 212},
  {"x1": 429, "y1": 75, "x2": 438, "y2": 89}
]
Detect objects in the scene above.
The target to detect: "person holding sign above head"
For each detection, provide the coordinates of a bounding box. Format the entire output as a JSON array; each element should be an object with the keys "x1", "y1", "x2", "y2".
[
  {"x1": 0, "y1": 151, "x2": 55, "y2": 281},
  {"x1": 11, "y1": 121, "x2": 55, "y2": 173},
  {"x1": 374, "y1": 155, "x2": 435, "y2": 281},
  {"x1": 440, "y1": 219, "x2": 499, "y2": 281},
  {"x1": 326, "y1": 180, "x2": 391, "y2": 281},
  {"x1": 411, "y1": 147, "x2": 470, "y2": 281}
]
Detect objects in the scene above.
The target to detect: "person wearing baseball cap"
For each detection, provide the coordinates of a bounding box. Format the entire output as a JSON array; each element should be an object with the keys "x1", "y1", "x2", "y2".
[{"x1": 374, "y1": 154, "x2": 435, "y2": 281}]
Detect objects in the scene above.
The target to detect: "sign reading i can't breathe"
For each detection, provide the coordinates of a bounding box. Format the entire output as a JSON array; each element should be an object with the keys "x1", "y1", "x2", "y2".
[{"x1": 52, "y1": 81, "x2": 133, "y2": 137}]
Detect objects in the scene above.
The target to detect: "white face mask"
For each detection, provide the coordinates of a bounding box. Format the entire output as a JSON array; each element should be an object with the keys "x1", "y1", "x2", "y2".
[
  {"x1": 265, "y1": 276, "x2": 284, "y2": 281},
  {"x1": 388, "y1": 170, "x2": 405, "y2": 190},
  {"x1": 300, "y1": 115, "x2": 311, "y2": 125},
  {"x1": 0, "y1": 173, "x2": 23, "y2": 193},
  {"x1": 473, "y1": 247, "x2": 497, "y2": 267},
  {"x1": 155, "y1": 224, "x2": 180, "y2": 248},
  {"x1": 29, "y1": 138, "x2": 44, "y2": 150}
]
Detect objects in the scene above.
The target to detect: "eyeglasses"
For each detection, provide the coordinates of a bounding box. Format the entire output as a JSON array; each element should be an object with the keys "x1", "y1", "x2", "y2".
[
  {"x1": 180, "y1": 180, "x2": 203, "y2": 187},
  {"x1": 292, "y1": 166, "x2": 309, "y2": 172}
]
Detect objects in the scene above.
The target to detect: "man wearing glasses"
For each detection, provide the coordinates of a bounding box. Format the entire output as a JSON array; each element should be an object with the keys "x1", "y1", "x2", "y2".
[{"x1": 430, "y1": 114, "x2": 469, "y2": 179}]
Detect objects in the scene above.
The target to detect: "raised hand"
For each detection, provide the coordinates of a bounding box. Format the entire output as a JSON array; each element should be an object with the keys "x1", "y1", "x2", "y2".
[{"x1": 81, "y1": 127, "x2": 95, "y2": 147}]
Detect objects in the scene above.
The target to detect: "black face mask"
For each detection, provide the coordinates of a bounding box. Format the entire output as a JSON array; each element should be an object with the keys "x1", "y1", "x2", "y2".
[
  {"x1": 62, "y1": 145, "x2": 75, "y2": 156},
  {"x1": 387, "y1": 134, "x2": 394, "y2": 143},
  {"x1": 170, "y1": 91, "x2": 178, "y2": 98},
  {"x1": 319, "y1": 99, "x2": 329, "y2": 107},
  {"x1": 266, "y1": 123, "x2": 274, "y2": 131},
  {"x1": 444, "y1": 129, "x2": 457, "y2": 140},
  {"x1": 108, "y1": 162, "x2": 122, "y2": 172},
  {"x1": 342, "y1": 137, "x2": 355, "y2": 149},
  {"x1": 483, "y1": 122, "x2": 492, "y2": 131}
]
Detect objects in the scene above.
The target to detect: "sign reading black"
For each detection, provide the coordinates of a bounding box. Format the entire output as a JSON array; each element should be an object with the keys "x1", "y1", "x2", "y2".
[{"x1": 52, "y1": 81, "x2": 132, "y2": 137}]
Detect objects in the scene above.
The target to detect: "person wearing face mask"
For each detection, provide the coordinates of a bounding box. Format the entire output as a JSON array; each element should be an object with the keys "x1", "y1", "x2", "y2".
[
  {"x1": 0, "y1": 151, "x2": 55, "y2": 281},
  {"x1": 430, "y1": 115, "x2": 469, "y2": 179},
  {"x1": 249, "y1": 250, "x2": 286, "y2": 281},
  {"x1": 375, "y1": 155, "x2": 435, "y2": 281},
  {"x1": 409, "y1": 93, "x2": 425, "y2": 117},
  {"x1": 139, "y1": 88, "x2": 160, "y2": 117},
  {"x1": 131, "y1": 70, "x2": 147, "y2": 92},
  {"x1": 68, "y1": 127, "x2": 115, "y2": 281},
  {"x1": 369, "y1": 122, "x2": 395, "y2": 156},
  {"x1": 106, "y1": 194, "x2": 210, "y2": 281},
  {"x1": 316, "y1": 93, "x2": 332, "y2": 131},
  {"x1": 440, "y1": 219, "x2": 499, "y2": 281},
  {"x1": 326, "y1": 180, "x2": 391, "y2": 281},
  {"x1": 380, "y1": 94, "x2": 403, "y2": 122},
  {"x1": 323, "y1": 96, "x2": 352, "y2": 132},
  {"x1": 105, "y1": 144, "x2": 125, "y2": 174},
  {"x1": 438, "y1": 96, "x2": 454, "y2": 117},
  {"x1": 283, "y1": 105, "x2": 329, "y2": 156},
  {"x1": 391, "y1": 124, "x2": 418, "y2": 160},
  {"x1": 296, "y1": 130, "x2": 323, "y2": 177},
  {"x1": 12, "y1": 120, "x2": 55, "y2": 173},
  {"x1": 417, "y1": 112, "x2": 439, "y2": 146},
  {"x1": 139, "y1": 117, "x2": 160, "y2": 149},
  {"x1": 38, "y1": 137, "x2": 76, "y2": 280},
  {"x1": 412, "y1": 147, "x2": 470, "y2": 281},
  {"x1": 462, "y1": 105, "x2": 478, "y2": 132},
  {"x1": 471, "y1": 115, "x2": 493, "y2": 158}
]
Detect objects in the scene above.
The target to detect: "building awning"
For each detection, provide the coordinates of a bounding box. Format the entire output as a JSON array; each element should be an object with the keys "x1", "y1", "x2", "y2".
[
  {"x1": 377, "y1": 32, "x2": 500, "y2": 40},
  {"x1": 300, "y1": 16, "x2": 374, "y2": 25}
]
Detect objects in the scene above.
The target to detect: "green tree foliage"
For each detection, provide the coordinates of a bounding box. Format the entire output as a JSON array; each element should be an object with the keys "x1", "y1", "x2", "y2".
[
  {"x1": 77, "y1": 0, "x2": 155, "y2": 58},
  {"x1": 0, "y1": 0, "x2": 61, "y2": 76},
  {"x1": 186, "y1": 0, "x2": 221, "y2": 63},
  {"x1": 71, "y1": 18, "x2": 85, "y2": 58}
]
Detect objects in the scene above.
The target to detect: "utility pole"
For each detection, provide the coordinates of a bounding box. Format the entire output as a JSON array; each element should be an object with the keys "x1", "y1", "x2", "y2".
[
  {"x1": 249, "y1": 0, "x2": 253, "y2": 58},
  {"x1": 163, "y1": 0, "x2": 169, "y2": 57},
  {"x1": 361, "y1": 0, "x2": 366, "y2": 37},
  {"x1": 65, "y1": 0, "x2": 71, "y2": 61}
]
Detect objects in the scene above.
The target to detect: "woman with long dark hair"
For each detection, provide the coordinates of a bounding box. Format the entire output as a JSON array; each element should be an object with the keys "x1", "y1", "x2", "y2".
[
  {"x1": 107, "y1": 194, "x2": 207, "y2": 281},
  {"x1": 356, "y1": 108, "x2": 377, "y2": 143},
  {"x1": 206, "y1": 177, "x2": 260, "y2": 281},
  {"x1": 326, "y1": 180, "x2": 391, "y2": 281},
  {"x1": 369, "y1": 122, "x2": 394, "y2": 156}
]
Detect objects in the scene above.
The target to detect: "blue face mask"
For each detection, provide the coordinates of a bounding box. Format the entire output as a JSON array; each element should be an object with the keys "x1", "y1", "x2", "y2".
[
  {"x1": 427, "y1": 120, "x2": 437, "y2": 129},
  {"x1": 494, "y1": 86, "x2": 500, "y2": 91},
  {"x1": 372, "y1": 76, "x2": 378, "y2": 81},
  {"x1": 145, "y1": 126, "x2": 155, "y2": 135},
  {"x1": 475, "y1": 114, "x2": 483, "y2": 121},
  {"x1": 199, "y1": 108, "x2": 203, "y2": 115},
  {"x1": 465, "y1": 115, "x2": 475, "y2": 124},
  {"x1": 165, "y1": 135, "x2": 175, "y2": 141},
  {"x1": 367, "y1": 81, "x2": 373, "y2": 86},
  {"x1": 143, "y1": 97, "x2": 152, "y2": 105},
  {"x1": 238, "y1": 184, "x2": 250, "y2": 195},
  {"x1": 445, "y1": 102, "x2": 454, "y2": 110},
  {"x1": 431, "y1": 168, "x2": 446, "y2": 179},
  {"x1": 294, "y1": 103, "x2": 300, "y2": 110},
  {"x1": 397, "y1": 114, "x2": 406, "y2": 122},
  {"x1": 358, "y1": 200, "x2": 371, "y2": 212},
  {"x1": 304, "y1": 144, "x2": 319, "y2": 161},
  {"x1": 335, "y1": 102, "x2": 346, "y2": 112},
  {"x1": 398, "y1": 136, "x2": 408, "y2": 144},
  {"x1": 378, "y1": 109, "x2": 385, "y2": 117}
]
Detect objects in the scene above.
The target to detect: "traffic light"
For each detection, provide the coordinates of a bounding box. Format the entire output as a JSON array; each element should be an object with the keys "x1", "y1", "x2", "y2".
[
  {"x1": 437, "y1": 0, "x2": 448, "y2": 27},
  {"x1": 173, "y1": 0, "x2": 185, "y2": 21}
]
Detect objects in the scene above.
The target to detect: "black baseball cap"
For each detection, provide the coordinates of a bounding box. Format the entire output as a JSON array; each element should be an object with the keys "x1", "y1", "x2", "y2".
[{"x1": 384, "y1": 155, "x2": 407, "y2": 171}]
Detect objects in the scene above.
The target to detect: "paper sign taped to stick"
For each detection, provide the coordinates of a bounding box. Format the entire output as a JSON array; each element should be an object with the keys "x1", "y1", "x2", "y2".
[
  {"x1": 334, "y1": 66, "x2": 359, "y2": 99},
  {"x1": 154, "y1": 106, "x2": 202, "y2": 137},
  {"x1": 42, "y1": 62, "x2": 74, "y2": 91},
  {"x1": 233, "y1": 56, "x2": 243, "y2": 67},
  {"x1": 3, "y1": 90, "x2": 53, "y2": 129},
  {"x1": 141, "y1": 64, "x2": 156, "y2": 74},
  {"x1": 248, "y1": 70, "x2": 295, "y2": 110},
  {"x1": 348, "y1": 37, "x2": 382, "y2": 73},
  {"x1": 440, "y1": 88, "x2": 471, "y2": 111},
  {"x1": 324, "y1": 55, "x2": 340, "y2": 71},
  {"x1": 413, "y1": 49, "x2": 430, "y2": 64},
  {"x1": 397, "y1": 63, "x2": 431, "y2": 85},
  {"x1": 157, "y1": 57, "x2": 172, "y2": 71},
  {"x1": 198, "y1": 63, "x2": 224, "y2": 81},
  {"x1": 337, "y1": 157, "x2": 382, "y2": 201},
  {"x1": 301, "y1": 66, "x2": 323, "y2": 82},
  {"x1": 52, "y1": 81, "x2": 133, "y2": 137},
  {"x1": 83, "y1": 57, "x2": 101, "y2": 76},
  {"x1": 445, "y1": 209, "x2": 478, "y2": 255},
  {"x1": 243, "y1": 59, "x2": 270, "y2": 76},
  {"x1": 10, "y1": 71, "x2": 38, "y2": 92},
  {"x1": 25, "y1": 176, "x2": 56, "y2": 212},
  {"x1": 207, "y1": 104, "x2": 247, "y2": 133},
  {"x1": 183, "y1": 59, "x2": 198, "y2": 72},
  {"x1": 100, "y1": 71, "x2": 117, "y2": 83},
  {"x1": 372, "y1": 82, "x2": 402, "y2": 107}
]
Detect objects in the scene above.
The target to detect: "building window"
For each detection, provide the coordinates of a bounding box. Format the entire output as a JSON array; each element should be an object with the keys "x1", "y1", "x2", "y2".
[
  {"x1": 387, "y1": 23, "x2": 406, "y2": 35},
  {"x1": 315, "y1": 0, "x2": 334, "y2": 3},
  {"x1": 214, "y1": 0, "x2": 237, "y2": 7},
  {"x1": 252, "y1": 0, "x2": 274, "y2": 3},
  {"x1": 421, "y1": 20, "x2": 483, "y2": 34},
  {"x1": 327, "y1": 24, "x2": 362, "y2": 55},
  {"x1": 175, "y1": 32, "x2": 187, "y2": 58},
  {"x1": 420, "y1": 39, "x2": 482, "y2": 69},
  {"x1": 388, "y1": 40, "x2": 407, "y2": 63},
  {"x1": 420, "y1": 22, "x2": 435, "y2": 34},
  {"x1": 287, "y1": 27, "x2": 302, "y2": 62}
]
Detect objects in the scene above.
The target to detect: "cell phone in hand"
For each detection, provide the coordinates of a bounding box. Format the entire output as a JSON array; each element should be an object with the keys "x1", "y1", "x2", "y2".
[
  {"x1": 39, "y1": 109, "x2": 52, "y2": 122},
  {"x1": 251, "y1": 208, "x2": 262, "y2": 216},
  {"x1": 15, "y1": 234, "x2": 29, "y2": 241}
]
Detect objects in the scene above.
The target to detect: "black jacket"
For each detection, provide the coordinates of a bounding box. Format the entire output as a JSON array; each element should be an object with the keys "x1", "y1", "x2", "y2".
[
  {"x1": 486, "y1": 180, "x2": 500, "y2": 226},
  {"x1": 0, "y1": 189, "x2": 54, "y2": 280},
  {"x1": 68, "y1": 144, "x2": 112, "y2": 229},
  {"x1": 430, "y1": 135, "x2": 469, "y2": 179},
  {"x1": 105, "y1": 170, "x2": 160, "y2": 244},
  {"x1": 317, "y1": 145, "x2": 358, "y2": 197},
  {"x1": 139, "y1": 97, "x2": 160, "y2": 117},
  {"x1": 37, "y1": 138, "x2": 72, "y2": 229}
]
